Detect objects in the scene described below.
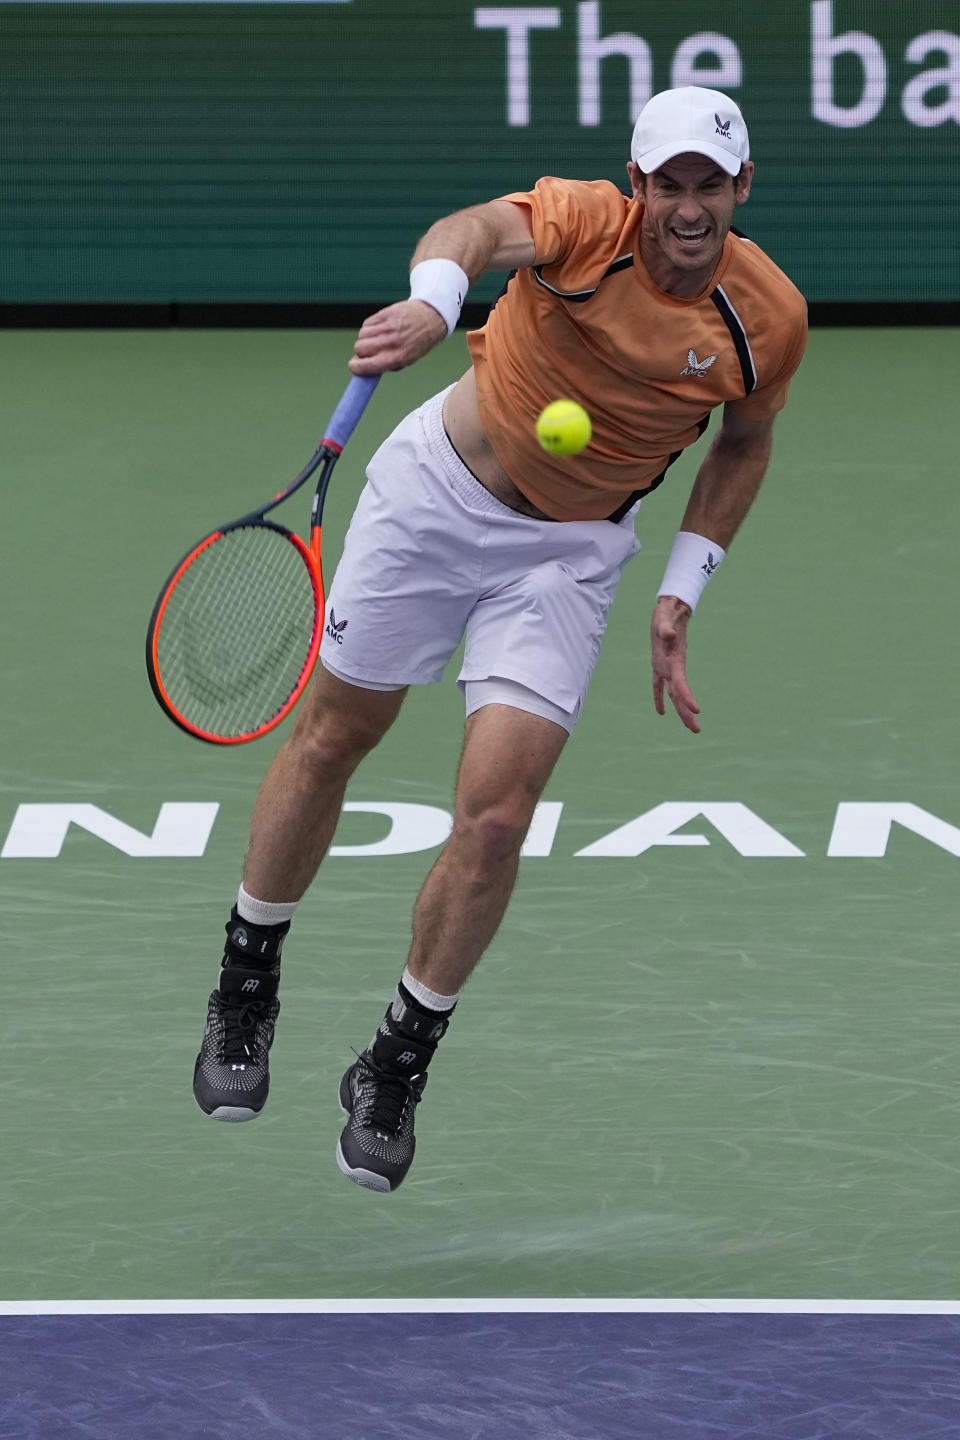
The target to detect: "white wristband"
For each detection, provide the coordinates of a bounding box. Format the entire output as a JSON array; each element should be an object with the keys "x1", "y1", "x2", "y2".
[
  {"x1": 657, "y1": 531, "x2": 726, "y2": 612},
  {"x1": 409, "y1": 258, "x2": 470, "y2": 338}
]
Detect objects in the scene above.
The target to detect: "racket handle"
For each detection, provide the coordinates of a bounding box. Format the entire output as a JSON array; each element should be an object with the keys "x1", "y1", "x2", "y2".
[{"x1": 322, "y1": 374, "x2": 380, "y2": 451}]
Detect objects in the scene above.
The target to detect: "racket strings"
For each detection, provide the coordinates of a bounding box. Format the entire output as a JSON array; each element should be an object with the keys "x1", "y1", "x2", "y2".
[{"x1": 155, "y1": 525, "x2": 320, "y2": 738}]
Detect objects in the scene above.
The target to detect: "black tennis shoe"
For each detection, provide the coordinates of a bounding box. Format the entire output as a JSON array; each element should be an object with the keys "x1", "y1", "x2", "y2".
[
  {"x1": 336, "y1": 995, "x2": 450, "y2": 1192},
  {"x1": 192, "y1": 910, "x2": 288, "y2": 1122}
]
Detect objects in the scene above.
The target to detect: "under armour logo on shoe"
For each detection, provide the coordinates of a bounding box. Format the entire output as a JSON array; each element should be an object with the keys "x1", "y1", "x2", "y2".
[
  {"x1": 241, "y1": 978, "x2": 261, "y2": 993},
  {"x1": 395, "y1": 1050, "x2": 418, "y2": 1066}
]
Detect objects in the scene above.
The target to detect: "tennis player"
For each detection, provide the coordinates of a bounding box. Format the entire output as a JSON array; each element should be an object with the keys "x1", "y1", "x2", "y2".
[{"x1": 193, "y1": 86, "x2": 807, "y2": 1192}]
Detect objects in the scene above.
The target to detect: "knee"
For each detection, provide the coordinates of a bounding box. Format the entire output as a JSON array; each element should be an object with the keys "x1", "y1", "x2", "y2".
[
  {"x1": 291, "y1": 700, "x2": 385, "y2": 777},
  {"x1": 452, "y1": 796, "x2": 534, "y2": 871}
]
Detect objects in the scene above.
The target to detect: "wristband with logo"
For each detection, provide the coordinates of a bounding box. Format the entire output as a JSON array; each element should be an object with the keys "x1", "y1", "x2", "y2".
[
  {"x1": 657, "y1": 530, "x2": 726, "y2": 612},
  {"x1": 409, "y1": 258, "x2": 470, "y2": 338}
]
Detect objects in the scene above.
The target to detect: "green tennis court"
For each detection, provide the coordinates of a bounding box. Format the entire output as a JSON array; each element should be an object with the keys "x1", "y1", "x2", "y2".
[{"x1": 2, "y1": 325, "x2": 958, "y2": 1304}]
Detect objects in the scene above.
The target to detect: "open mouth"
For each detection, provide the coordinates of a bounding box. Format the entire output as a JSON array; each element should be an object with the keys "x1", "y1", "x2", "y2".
[{"x1": 671, "y1": 225, "x2": 711, "y2": 250}]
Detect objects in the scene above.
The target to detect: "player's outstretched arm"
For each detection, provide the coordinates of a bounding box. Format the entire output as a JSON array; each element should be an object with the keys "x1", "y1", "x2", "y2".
[
  {"x1": 678, "y1": 409, "x2": 774, "y2": 551},
  {"x1": 349, "y1": 201, "x2": 535, "y2": 375},
  {"x1": 652, "y1": 409, "x2": 775, "y2": 732}
]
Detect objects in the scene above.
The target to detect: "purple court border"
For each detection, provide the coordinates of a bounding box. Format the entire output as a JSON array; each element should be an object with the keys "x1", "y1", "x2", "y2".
[{"x1": 2, "y1": 1301, "x2": 960, "y2": 1439}]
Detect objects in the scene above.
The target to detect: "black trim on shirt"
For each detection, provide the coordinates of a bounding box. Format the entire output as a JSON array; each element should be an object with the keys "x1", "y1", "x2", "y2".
[
  {"x1": 531, "y1": 253, "x2": 636, "y2": 303},
  {"x1": 605, "y1": 415, "x2": 711, "y2": 522},
  {"x1": 709, "y1": 285, "x2": 758, "y2": 396}
]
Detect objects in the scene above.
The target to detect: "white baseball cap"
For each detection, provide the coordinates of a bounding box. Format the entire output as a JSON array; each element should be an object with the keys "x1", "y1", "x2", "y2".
[{"x1": 631, "y1": 86, "x2": 750, "y2": 177}]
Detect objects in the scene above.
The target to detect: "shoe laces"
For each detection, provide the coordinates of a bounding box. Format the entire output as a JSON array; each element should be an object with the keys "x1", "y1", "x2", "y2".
[
  {"x1": 216, "y1": 994, "x2": 268, "y2": 1066},
  {"x1": 354, "y1": 1051, "x2": 422, "y2": 1135}
]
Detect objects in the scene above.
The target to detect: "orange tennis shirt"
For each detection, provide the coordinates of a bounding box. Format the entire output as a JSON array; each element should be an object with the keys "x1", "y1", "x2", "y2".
[{"x1": 467, "y1": 177, "x2": 807, "y2": 521}]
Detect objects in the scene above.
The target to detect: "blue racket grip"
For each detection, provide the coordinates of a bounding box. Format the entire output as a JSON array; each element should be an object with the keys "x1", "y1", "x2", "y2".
[{"x1": 323, "y1": 373, "x2": 380, "y2": 450}]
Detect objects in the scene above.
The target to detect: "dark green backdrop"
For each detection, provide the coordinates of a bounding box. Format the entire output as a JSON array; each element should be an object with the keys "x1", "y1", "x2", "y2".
[{"x1": 0, "y1": 1, "x2": 957, "y2": 304}]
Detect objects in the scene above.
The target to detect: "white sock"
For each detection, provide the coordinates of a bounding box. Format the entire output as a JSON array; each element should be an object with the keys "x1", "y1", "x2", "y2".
[
  {"x1": 237, "y1": 885, "x2": 299, "y2": 927},
  {"x1": 400, "y1": 966, "x2": 459, "y2": 1013}
]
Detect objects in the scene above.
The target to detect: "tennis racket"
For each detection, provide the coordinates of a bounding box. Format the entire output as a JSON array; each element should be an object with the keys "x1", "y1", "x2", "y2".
[{"x1": 146, "y1": 372, "x2": 379, "y2": 745}]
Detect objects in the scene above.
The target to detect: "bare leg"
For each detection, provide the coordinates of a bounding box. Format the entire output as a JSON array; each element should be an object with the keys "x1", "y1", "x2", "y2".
[
  {"x1": 336, "y1": 700, "x2": 569, "y2": 1190},
  {"x1": 242, "y1": 665, "x2": 406, "y2": 902},
  {"x1": 405, "y1": 702, "x2": 569, "y2": 994}
]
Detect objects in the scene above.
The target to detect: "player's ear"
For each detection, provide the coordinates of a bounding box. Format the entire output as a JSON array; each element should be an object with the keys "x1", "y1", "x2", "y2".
[
  {"x1": 626, "y1": 161, "x2": 644, "y2": 200},
  {"x1": 734, "y1": 161, "x2": 754, "y2": 204}
]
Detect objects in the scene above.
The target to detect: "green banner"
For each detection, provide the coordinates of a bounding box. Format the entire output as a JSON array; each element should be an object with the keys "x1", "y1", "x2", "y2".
[{"x1": 0, "y1": 1, "x2": 957, "y2": 304}]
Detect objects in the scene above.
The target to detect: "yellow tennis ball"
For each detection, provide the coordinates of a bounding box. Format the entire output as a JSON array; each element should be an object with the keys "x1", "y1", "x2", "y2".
[{"x1": 535, "y1": 399, "x2": 592, "y2": 456}]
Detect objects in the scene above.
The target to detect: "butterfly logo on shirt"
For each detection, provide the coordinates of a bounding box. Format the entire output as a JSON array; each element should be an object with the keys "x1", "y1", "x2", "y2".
[{"x1": 681, "y1": 349, "x2": 718, "y2": 378}]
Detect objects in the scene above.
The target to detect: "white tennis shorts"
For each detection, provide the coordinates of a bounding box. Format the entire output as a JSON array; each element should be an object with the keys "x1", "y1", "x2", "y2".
[{"x1": 319, "y1": 387, "x2": 642, "y2": 731}]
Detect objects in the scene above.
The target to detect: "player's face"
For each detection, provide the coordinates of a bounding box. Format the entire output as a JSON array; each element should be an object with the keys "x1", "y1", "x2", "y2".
[{"x1": 630, "y1": 153, "x2": 753, "y2": 295}]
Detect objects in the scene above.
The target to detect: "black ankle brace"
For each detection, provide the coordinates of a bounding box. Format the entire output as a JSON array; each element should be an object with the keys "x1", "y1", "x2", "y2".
[
  {"x1": 223, "y1": 906, "x2": 289, "y2": 971},
  {"x1": 369, "y1": 1006, "x2": 439, "y2": 1078},
  {"x1": 389, "y1": 988, "x2": 453, "y2": 1046}
]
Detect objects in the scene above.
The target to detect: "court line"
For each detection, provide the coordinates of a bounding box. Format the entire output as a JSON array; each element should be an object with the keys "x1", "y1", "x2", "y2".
[{"x1": 1, "y1": 1298, "x2": 959, "y2": 1316}]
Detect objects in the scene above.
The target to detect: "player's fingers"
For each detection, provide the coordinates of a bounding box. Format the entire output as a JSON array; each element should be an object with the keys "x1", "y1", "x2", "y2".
[
  {"x1": 358, "y1": 301, "x2": 441, "y2": 342},
  {"x1": 350, "y1": 335, "x2": 391, "y2": 362},
  {"x1": 349, "y1": 350, "x2": 408, "y2": 375},
  {"x1": 351, "y1": 314, "x2": 443, "y2": 373},
  {"x1": 348, "y1": 353, "x2": 389, "y2": 376},
  {"x1": 350, "y1": 326, "x2": 416, "y2": 371},
  {"x1": 669, "y1": 668, "x2": 698, "y2": 712},
  {"x1": 679, "y1": 706, "x2": 701, "y2": 735},
  {"x1": 669, "y1": 681, "x2": 701, "y2": 733}
]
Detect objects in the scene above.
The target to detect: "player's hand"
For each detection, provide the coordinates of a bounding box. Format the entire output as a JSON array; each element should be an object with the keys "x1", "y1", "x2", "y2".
[
  {"x1": 348, "y1": 300, "x2": 448, "y2": 375},
  {"x1": 651, "y1": 595, "x2": 701, "y2": 734}
]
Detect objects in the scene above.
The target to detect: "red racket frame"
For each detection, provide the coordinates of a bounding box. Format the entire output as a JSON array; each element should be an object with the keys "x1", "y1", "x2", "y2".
[{"x1": 146, "y1": 374, "x2": 378, "y2": 744}]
